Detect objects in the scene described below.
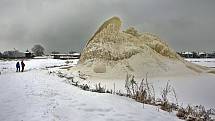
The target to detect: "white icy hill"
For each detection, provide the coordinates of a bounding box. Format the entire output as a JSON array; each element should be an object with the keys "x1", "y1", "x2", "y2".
[{"x1": 73, "y1": 17, "x2": 210, "y2": 79}]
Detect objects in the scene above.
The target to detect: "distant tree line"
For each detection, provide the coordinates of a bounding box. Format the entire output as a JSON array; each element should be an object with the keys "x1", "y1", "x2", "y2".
[
  {"x1": 177, "y1": 51, "x2": 215, "y2": 58},
  {"x1": 0, "y1": 44, "x2": 80, "y2": 59},
  {"x1": 0, "y1": 50, "x2": 25, "y2": 59},
  {"x1": 0, "y1": 44, "x2": 45, "y2": 59}
]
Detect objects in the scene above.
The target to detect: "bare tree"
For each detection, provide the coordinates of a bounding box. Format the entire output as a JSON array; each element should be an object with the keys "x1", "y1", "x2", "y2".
[
  {"x1": 0, "y1": 52, "x2": 2, "y2": 58},
  {"x1": 31, "y1": 44, "x2": 45, "y2": 56}
]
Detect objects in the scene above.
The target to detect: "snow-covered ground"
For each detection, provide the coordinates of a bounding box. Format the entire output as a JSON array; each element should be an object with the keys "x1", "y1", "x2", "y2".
[
  {"x1": 0, "y1": 59, "x2": 72, "y2": 74},
  {"x1": 67, "y1": 71, "x2": 215, "y2": 109},
  {"x1": 0, "y1": 59, "x2": 181, "y2": 121},
  {"x1": 61, "y1": 58, "x2": 215, "y2": 109},
  {"x1": 185, "y1": 58, "x2": 215, "y2": 68}
]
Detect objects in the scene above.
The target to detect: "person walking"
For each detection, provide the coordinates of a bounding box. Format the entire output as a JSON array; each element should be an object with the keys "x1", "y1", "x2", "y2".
[
  {"x1": 16, "y1": 62, "x2": 20, "y2": 72},
  {"x1": 21, "y1": 60, "x2": 25, "y2": 72}
]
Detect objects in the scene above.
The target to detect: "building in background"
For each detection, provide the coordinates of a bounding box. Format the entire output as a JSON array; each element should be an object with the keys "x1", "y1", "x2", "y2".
[
  {"x1": 51, "y1": 53, "x2": 80, "y2": 59},
  {"x1": 178, "y1": 51, "x2": 215, "y2": 58},
  {"x1": 24, "y1": 50, "x2": 34, "y2": 58},
  {"x1": 180, "y1": 52, "x2": 194, "y2": 58}
]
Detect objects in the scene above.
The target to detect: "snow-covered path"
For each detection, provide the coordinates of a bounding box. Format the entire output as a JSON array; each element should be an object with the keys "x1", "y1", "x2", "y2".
[{"x1": 0, "y1": 59, "x2": 180, "y2": 121}]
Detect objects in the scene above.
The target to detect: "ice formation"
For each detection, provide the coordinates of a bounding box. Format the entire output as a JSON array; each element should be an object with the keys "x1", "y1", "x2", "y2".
[{"x1": 74, "y1": 17, "x2": 208, "y2": 79}]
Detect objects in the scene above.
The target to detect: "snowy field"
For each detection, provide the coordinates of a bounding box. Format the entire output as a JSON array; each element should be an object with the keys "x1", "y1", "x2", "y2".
[
  {"x1": 63, "y1": 58, "x2": 215, "y2": 109},
  {"x1": 0, "y1": 59, "x2": 182, "y2": 121},
  {"x1": 0, "y1": 58, "x2": 214, "y2": 121},
  {"x1": 185, "y1": 58, "x2": 215, "y2": 68}
]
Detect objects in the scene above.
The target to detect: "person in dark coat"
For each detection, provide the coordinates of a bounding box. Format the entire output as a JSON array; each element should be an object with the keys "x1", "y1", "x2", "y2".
[
  {"x1": 16, "y1": 62, "x2": 20, "y2": 72},
  {"x1": 21, "y1": 60, "x2": 25, "y2": 72}
]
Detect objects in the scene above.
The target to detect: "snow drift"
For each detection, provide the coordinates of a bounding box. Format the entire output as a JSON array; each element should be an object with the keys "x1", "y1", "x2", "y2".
[{"x1": 73, "y1": 17, "x2": 211, "y2": 79}]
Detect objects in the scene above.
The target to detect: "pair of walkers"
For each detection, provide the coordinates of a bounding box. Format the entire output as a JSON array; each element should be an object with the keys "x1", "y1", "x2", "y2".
[{"x1": 16, "y1": 60, "x2": 25, "y2": 72}]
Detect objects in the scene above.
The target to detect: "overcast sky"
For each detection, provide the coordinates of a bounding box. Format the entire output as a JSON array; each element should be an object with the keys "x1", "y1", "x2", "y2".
[{"x1": 0, "y1": 0, "x2": 215, "y2": 53}]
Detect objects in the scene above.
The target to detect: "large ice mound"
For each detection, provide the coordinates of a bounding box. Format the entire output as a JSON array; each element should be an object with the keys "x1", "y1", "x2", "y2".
[{"x1": 73, "y1": 17, "x2": 209, "y2": 79}]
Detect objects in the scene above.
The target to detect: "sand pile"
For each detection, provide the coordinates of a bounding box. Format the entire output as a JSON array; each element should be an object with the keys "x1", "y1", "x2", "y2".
[{"x1": 72, "y1": 17, "x2": 208, "y2": 79}]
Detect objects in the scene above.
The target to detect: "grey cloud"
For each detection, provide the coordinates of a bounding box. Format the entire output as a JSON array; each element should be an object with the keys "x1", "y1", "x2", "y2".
[{"x1": 0, "y1": 0, "x2": 215, "y2": 53}]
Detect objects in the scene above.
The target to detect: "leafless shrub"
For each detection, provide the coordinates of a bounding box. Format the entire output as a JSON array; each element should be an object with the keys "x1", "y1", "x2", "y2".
[
  {"x1": 159, "y1": 81, "x2": 180, "y2": 112},
  {"x1": 80, "y1": 84, "x2": 90, "y2": 91},
  {"x1": 176, "y1": 105, "x2": 215, "y2": 121},
  {"x1": 161, "y1": 81, "x2": 172, "y2": 103},
  {"x1": 125, "y1": 74, "x2": 179, "y2": 112},
  {"x1": 125, "y1": 73, "x2": 156, "y2": 108},
  {"x1": 94, "y1": 83, "x2": 106, "y2": 93},
  {"x1": 172, "y1": 88, "x2": 178, "y2": 105}
]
